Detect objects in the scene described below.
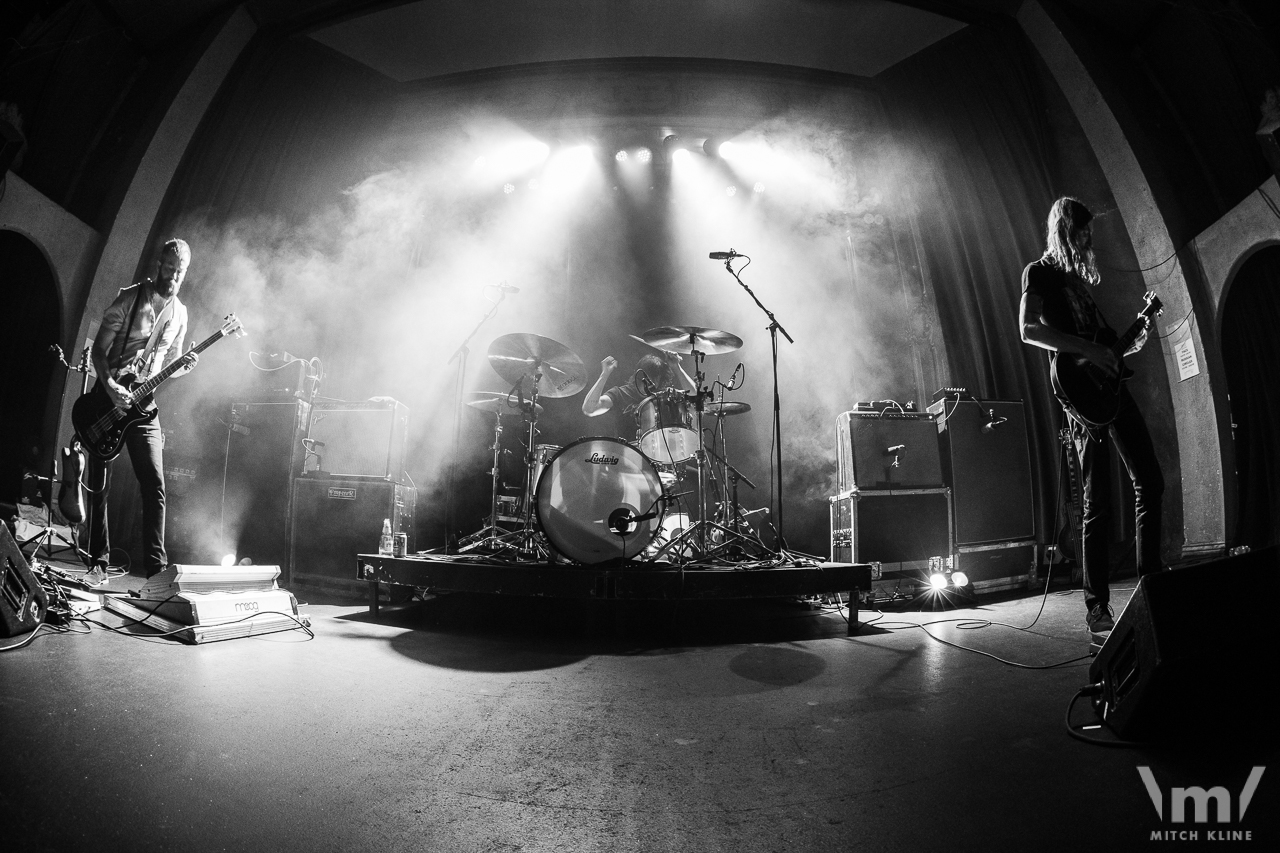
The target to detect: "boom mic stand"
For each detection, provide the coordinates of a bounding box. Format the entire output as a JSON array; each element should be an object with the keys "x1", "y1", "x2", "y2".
[
  {"x1": 444, "y1": 286, "x2": 510, "y2": 553},
  {"x1": 716, "y1": 252, "x2": 793, "y2": 554}
]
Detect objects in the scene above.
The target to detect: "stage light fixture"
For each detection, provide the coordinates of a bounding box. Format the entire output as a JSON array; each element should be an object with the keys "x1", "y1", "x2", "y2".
[
  {"x1": 725, "y1": 185, "x2": 737, "y2": 197},
  {"x1": 636, "y1": 147, "x2": 652, "y2": 163},
  {"x1": 951, "y1": 571, "x2": 969, "y2": 588},
  {"x1": 615, "y1": 150, "x2": 628, "y2": 162},
  {"x1": 503, "y1": 183, "x2": 515, "y2": 194},
  {"x1": 929, "y1": 571, "x2": 948, "y2": 590},
  {"x1": 753, "y1": 182, "x2": 765, "y2": 194},
  {"x1": 220, "y1": 553, "x2": 236, "y2": 567},
  {"x1": 671, "y1": 148, "x2": 692, "y2": 165},
  {"x1": 718, "y1": 140, "x2": 736, "y2": 159}
]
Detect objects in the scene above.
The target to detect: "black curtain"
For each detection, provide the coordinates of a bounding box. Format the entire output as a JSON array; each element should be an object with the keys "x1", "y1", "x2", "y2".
[
  {"x1": 1220, "y1": 246, "x2": 1280, "y2": 549},
  {"x1": 877, "y1": 24, "x2": 1070, "y2": 549}
]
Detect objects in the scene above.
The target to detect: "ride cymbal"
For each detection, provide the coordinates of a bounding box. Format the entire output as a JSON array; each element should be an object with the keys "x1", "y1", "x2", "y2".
[
  {"x1": 636, "y1": 325, "x2": 743, "y2": 355},
  {"x1": 466, "y1": 391, "x2": 543, "y2": 417}
]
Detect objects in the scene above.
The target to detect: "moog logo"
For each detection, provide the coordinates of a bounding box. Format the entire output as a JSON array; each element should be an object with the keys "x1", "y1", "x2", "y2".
[
  {"x1": 328, "y1": 487, "x2": 357, "y2": 500},
  {"x1": 586, "y1": 453, "x2": 619, "y2": 465}
]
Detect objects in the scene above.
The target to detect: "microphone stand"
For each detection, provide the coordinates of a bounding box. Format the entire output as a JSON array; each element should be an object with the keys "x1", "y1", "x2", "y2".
[
  {"x1": 444, "y1": 290, "x2": 508, "y2": 553},
  {"x1": 718, "y1": 254, "x2": 793, "y2": 554}
]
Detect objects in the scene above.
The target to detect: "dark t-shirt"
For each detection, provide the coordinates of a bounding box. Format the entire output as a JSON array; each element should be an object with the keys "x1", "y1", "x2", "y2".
[
  {"x1": 603, "y1": 382, "x2": 645, "y2": 440},
  {"x1": 1021, "y1": 256, "x2": 1107, "y2": 341}
]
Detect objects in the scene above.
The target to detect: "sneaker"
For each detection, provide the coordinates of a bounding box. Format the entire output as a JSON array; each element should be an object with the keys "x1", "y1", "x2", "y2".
[{"x1": 1086, "y1": 603, "x2": 1115, "y2": 633}]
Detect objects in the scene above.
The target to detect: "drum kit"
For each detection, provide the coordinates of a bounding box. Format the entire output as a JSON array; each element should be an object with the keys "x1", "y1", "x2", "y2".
[{"x1": 456, "y1": 326, "x2": 769, "y2": 565}]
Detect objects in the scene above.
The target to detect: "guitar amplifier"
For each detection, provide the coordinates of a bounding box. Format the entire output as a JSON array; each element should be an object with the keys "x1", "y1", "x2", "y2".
[
  {"x1": 305, "y1": 400, "x2": 409, "y2": 481},
  {"x1": 829, "y1": 487, "x2": 952, "y2": 564},
  {"x1": 836, "y1": 410, "x2": 943, "y2": 491},
  {"x1": 290, "y1": 478, "x2": 415, "y2": 587}
]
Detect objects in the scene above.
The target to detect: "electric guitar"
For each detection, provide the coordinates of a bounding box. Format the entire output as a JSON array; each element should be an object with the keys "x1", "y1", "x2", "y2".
[
  {"x1": 58, "y1": 441, "x2": 87, "y2": 524},
  {"x1": 72, "y1": 314, "x2": 245, "y2": 461},
  {"x1": 1050, "y1": 291, "x2": 1163, "y2": 428}
]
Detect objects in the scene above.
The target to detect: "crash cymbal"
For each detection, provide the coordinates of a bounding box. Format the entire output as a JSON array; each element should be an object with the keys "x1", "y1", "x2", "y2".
[
  {"x1": 704, "y1": 401, "x2": 751, "y2": 417},
  {"x1": 487, "y1": 333, "x2": 586, "y2": 398},
  {"x1": 636, "y1": 325, "x2": 743, "y2": 355},
  {"x1": 466, "y1": 391, "x2": 543, "y2": 417}
]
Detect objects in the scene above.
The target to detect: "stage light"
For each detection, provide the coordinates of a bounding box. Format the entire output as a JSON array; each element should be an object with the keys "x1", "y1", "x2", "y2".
[
  {"x1": 929, "y1": 572, "x2": 948, "y2": 590},
  {"x1": 503, "y1": 183, "x2": 515, "y2": 194},
  {"x1": 528, "y1": 178, "x2": 539, "y2": 190},
  {"x1": 754, "y1": 182, "x2": 765, "y2": 194},
  {"x1": 220, "y1": 553, "x2": 236, "y2": 567},
  {"x1": 636, "y1": 147, "x2": 652, "y2": 163},
  {"x1": 718, "y1": 140, "x2": 736, "y2": 159},
  {"x1": 725, "y1": 185, "x2": 737, "y2": 197},
  {"x1": 951, "y1": 571, "x2": 969, "y2": 588},
  {"x1": 671, "y1": 148, "x2": 692, "y2": 165},
  {"x1": 615, "y1": 150, "x2": 628, "y2": 162}
]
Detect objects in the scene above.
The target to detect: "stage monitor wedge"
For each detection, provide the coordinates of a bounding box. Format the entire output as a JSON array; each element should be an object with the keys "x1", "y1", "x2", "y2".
[{"x1": 1089, "y1": 546, "x2": 1278, "y2": 740}]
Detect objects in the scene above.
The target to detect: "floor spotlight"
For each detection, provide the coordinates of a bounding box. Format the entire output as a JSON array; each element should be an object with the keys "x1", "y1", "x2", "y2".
[
  {"x1": 929, "y1": 571, "x2": 948, "y2": 590},
  {"x1": 220, "y1": 553, "x2": 236, "y2": 567},
  {"x1": 951, "y1": 571, "x2": 969, "y2": 588}
]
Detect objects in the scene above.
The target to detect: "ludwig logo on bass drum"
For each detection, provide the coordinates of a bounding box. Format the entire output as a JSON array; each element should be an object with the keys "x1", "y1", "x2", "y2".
[{"x1": 586, "y1": 453, "x2": 619, "y2": 465}]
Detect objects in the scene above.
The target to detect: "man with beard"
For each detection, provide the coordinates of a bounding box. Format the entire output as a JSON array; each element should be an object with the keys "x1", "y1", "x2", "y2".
[
  {"x1": 83, "y1": 238, "x2": 199, "y2": 584},
  {"x1": 1019, "y1": 198, "x2": 1165, "y2": 633}
]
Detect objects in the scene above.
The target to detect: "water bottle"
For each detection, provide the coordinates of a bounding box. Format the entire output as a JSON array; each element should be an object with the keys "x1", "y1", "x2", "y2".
[{"x1": 378, "y1": 518, "x2": 393, "y2": 555}]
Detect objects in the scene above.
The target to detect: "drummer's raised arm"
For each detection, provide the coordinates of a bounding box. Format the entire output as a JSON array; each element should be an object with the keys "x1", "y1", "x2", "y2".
[
  {"x1": 663, "y1": 351, "x2": 697, "y2": 393},
  {"x1": 582, "y1": 355, "x2": 617, "y2": 417}
]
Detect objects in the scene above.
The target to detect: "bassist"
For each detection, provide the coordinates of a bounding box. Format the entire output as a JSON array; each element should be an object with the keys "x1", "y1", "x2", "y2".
[
  {"x1": 83, "y1": 238, "x2": 198, "y2": 585},
  {"x1": 1018, "y1": 197, "x2": 1165, "y2": 633}
]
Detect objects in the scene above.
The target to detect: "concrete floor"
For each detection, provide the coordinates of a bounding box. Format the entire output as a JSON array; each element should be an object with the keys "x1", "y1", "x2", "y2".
[{"x1": 1, "y1": 573, "x2": 1275, "y2": 853}]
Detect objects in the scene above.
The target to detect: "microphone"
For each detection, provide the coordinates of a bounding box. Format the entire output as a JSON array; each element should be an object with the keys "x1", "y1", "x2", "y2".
[
  {"x1": 709, "y1": 250, "x2": 741, "y2": 260},
  {"x1": 981, "y1": 409, "x2": 1008, "y2": 434},
  {"x1": 885, "y1": 444, "x2": 905, "y2": 454},
  {"x1": 496, "y1": 283, "x2": 520, "y2": 293},
  {"x1": 729, "y1": 363, "x2": 744, "y2": 388}
]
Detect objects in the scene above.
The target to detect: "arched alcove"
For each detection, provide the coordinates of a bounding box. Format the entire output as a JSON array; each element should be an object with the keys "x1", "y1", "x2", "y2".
[
  {"x1": 0, "y1": 229, "x2": 63, "y2": 515},
  {"x1": 1220, "y1": 244, "x2": 1280, "y2": 549}
]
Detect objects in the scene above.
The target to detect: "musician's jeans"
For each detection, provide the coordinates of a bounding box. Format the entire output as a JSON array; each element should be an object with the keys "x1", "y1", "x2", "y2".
[
  {"x1": 86, "y1": 412, "x2": 167, "y2": 577},
  {"x1": 1071, "y1": 389, "x2": 1165, "y2": 610}
]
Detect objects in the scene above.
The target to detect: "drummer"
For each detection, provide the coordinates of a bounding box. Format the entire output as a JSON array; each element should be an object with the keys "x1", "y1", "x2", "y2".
[{"x1": 582, "y1": 351, "x2": 696, "y2": 441}]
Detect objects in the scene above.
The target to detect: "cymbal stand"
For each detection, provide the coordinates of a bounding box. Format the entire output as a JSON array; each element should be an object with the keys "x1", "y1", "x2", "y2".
[
  {"x1": 700, "y1": 442, "x2": 770, "y2": 560},
  {"x1": 444, "y1": 288, "x2": 510, "y2": 553},
  {"x1": 718, "y1": 253, "x2": 792, "y2": 553},
  {"x1": 501, "y1": 370, "x2": 549, "y2": 560},
  {"x1": 457, "y1": 407, "x2": 517, "y2": 554}
]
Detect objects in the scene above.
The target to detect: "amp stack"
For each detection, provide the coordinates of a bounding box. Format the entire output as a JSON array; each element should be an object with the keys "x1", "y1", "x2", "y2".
[
  {"x1": 829, "y1": 406, "x2": 953, "y2": 580},
  {"x1": 928, "y1": 394, "x2": 1036, "y2": 592},
  {"x1": 289, "y1": 399, "x2": 416, "y2": 592}
]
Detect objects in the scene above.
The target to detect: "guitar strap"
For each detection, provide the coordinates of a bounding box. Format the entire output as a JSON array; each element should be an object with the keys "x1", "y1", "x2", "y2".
[{"x1": 109, "y1": 286, "x2": 144, "y2": 371}]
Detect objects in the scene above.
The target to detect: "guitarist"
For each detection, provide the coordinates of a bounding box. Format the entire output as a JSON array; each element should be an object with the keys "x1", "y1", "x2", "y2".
[
  {"x1": 83, "y1": 238, "x2": 199, "y2": 585},
  {"x1": 1018, "y1": 197, "x2": 1165, "y2": 633}
]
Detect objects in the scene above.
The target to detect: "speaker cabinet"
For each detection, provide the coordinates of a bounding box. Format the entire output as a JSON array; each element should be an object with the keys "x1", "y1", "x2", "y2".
[
  {"x1": 1089, "y1": 547, "x2": 1277, "y2": 739},
  {"x1": 836, "y1": 411, "x2": 943, "y2": 492},
  {"x1": 224, "y1": 400, "x2": 309, "y2": 569},
  {"x1": 929, "y1": 399, "x2": 1034, "y2": 546},
  {"x1": 290, "y1": 477, "x2": 415, "y2": 586},
  {"x1": 2, "y1": 523, "x2": 48, "y2": 637},
  {"x1": 830, "y1": 487, "x2": 952, "y2": 564},
  {"x1": 305, "y1": 400, "x2": 408, "y2": 481}
]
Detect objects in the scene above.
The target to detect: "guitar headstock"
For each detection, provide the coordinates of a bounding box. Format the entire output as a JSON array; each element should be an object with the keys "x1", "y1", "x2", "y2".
[
  {"x1": 221, "y1": 313, "x2": 247, "y2": 339},
  {"x1": 1141, "y1": 290, "x2": 1164, "y2": 318}
]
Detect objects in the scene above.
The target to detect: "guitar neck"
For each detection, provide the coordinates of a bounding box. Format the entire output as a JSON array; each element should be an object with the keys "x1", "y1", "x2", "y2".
[
  {"x1": 130, "y1": 329, "x2": 226, "y2": 399},
  {"x1": 1110, "y1": 308, "x2": 1155, "y2": 357}
]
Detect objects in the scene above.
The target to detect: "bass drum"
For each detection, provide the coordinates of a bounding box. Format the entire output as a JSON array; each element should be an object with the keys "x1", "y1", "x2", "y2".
[{"x1": 536, "y1": 437, "x2": 665, "y2": 564}]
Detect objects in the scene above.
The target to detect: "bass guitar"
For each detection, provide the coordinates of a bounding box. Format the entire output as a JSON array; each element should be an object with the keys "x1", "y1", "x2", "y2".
[
  {"x1": 1051, "y1": 291, "x2": 1162, "y2": 428},
  {"x1": 72, "y1": 314, "x2": 245, "y2": 461}
]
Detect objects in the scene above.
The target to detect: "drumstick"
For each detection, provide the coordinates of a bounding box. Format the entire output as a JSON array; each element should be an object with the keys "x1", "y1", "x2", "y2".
[{"x1": 628, "y1": 334, "x2": 679, "y2": 357}]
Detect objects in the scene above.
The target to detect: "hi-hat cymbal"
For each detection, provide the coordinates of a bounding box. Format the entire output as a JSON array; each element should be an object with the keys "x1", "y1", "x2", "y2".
[
  {"x1": 466, "y1": 391, "x2": 543, "y2": 417},
  {"x1": 704, "y1": 401, "x2": 751, "y2": 417},
  {"x1": 636, "y1": 325, "x2": 743, "y2": 355},
  {"x1": 487, "y1": 333, "x2": 586, "y2": 398}
]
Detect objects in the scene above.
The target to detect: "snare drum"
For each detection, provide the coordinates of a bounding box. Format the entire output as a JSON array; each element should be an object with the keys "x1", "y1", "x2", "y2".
[
  {"x1": 535, "y1": 437, "x2": 665, "y2": 563},
  {"x1": 636, "y1": 389, "x2": 699, "y2": 464}
]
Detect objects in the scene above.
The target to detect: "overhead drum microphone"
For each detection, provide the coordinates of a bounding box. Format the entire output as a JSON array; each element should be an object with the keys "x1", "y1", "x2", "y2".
[
  {"x1": 709, "y1": 250, "x2": 741, "y2": 260},
  {"x1": 496, "y1": 283, "x2": 520, "y2": 293}
]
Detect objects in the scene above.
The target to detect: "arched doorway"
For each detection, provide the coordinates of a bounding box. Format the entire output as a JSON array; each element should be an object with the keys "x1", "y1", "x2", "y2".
[
  {"x1": 1220, "y1": 245, "x2": 1280, "y2": 550},
  {"x1": 0, "y1": 230, "x2": 62, "y2": 520}
]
